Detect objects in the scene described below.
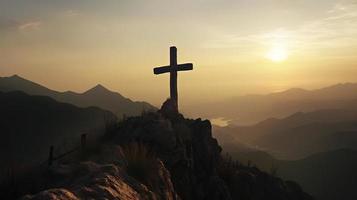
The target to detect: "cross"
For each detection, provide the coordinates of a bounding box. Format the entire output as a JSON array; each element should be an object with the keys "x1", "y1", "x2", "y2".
[{"x1": 153, "y1": 46, "x2": 193, "y2": 111}]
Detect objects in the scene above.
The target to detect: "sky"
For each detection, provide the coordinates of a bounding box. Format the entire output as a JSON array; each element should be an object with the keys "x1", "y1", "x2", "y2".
[{"x1": 1, "y1": 0, "x2": 357, "y2": 107}]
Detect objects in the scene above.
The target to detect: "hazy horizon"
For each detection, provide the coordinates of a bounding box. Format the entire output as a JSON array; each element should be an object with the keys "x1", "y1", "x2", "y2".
[
  {"x1": 2, "y1": 73, "x2": 357, "y2": 108},
  {"x1": 1, "y1": 0, "x2": 357, "y2": 106}
]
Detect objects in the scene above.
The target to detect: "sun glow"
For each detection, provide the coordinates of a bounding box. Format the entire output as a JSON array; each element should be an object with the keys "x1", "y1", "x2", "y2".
[{"x1": 266, "y1": 44, "x2": 288, "y2": 62}]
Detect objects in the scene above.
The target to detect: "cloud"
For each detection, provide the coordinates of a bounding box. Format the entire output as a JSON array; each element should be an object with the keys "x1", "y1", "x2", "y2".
[
  {"x1": 63, "y1": 10, "x2": 81, "y2": 17},
  {"x1": 204, "y1": 1, "x2": 357, "y2": 58},
  {"x1": 298, "y1": 2, "x2": 357, "y2": 44},
  {"x1": 18, "y1": 21, "x2": 42, "y2": 31},
  {"x1": 0, "y1": 18, "x2": 43, "y2": 32},
  {"x1": 0, "y1": 18, "x2": 20, "y2": 31}
]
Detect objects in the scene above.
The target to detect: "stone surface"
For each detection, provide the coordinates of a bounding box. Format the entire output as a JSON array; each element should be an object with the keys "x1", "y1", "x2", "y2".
[{"x1": 22, "y1": 153, "x2": 179, "y2": 200}]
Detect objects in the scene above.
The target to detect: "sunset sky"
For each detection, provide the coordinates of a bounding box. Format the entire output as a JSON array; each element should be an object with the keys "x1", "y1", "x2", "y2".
[{"x1": 1, "y1": 0, "x2": 357, "y2": 107}]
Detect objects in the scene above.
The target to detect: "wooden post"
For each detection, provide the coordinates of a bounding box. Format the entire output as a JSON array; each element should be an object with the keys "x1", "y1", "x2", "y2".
[
  {"x1": 48, "y1": 145, "x2": 54, "y2": 166},
  {"x1": 81, "y1": 134, "x2": 87, "y2": 152}
]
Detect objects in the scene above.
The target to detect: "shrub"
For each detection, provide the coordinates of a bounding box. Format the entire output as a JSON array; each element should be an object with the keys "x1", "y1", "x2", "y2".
[{"x1": 218, "y1": 154, "x2": 242, "y2": 183}]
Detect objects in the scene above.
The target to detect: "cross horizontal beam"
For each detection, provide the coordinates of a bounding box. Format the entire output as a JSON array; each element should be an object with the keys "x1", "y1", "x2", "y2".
[{"x1": 154, "y1": 63, "x2": 193, "y2": 75}]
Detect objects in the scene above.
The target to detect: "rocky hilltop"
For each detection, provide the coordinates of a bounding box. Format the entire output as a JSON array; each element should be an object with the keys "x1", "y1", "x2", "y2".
[{"x1": 19, "y1": 99, "x2": 313, "y2": 200}]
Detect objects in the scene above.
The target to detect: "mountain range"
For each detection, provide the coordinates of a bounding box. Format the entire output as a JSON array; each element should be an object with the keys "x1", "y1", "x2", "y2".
[
  {"x1": 188, "y1": 83, "x2": 357, "y2": 125},
  {"x1": 213, "y1": 107, "x2": 357, "y2": 200},
  {"x1": 0, "y1": 75, "x2": 157, "y2": 118},
  {"x1": 214, "y1": 108, "x2": 357, "y2": 159}
]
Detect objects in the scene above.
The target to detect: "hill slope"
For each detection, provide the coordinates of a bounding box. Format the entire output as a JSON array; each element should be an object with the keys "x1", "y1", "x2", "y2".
[
  {"x1": 0, "y1": 75, "x2": 156, "y2": 118},
  {"x1": 0, "y1": 91, "x2": 116, "y2": 168},
  {"x1": 220, "y1": 147, "x2": 357, "y2": 200},
  {"x1": 278, "y1": 149, "x2": 357, "y2": 200}
]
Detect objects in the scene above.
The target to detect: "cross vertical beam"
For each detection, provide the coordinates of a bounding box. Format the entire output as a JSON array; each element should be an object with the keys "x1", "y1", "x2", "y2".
[{"x1": 170, "y1": 46, "x2": 178, "y2": 108}]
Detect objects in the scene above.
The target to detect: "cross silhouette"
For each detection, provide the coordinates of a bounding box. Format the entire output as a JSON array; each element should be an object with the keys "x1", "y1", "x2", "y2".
[{"x1": 153, "y1": 46, "x2": 193, "y2": 111}]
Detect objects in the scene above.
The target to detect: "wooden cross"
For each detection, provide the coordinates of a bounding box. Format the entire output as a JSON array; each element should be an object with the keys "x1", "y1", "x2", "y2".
[{"x1": 153, "y1": 46, "x2": 193, "y2": 111}]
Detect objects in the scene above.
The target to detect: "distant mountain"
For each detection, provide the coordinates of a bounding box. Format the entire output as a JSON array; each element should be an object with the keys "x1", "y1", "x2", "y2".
[
  {"x1": 0, "y1": 75, "x2": 157, "y2": 118},
  {"x1": 214, "y1": 109, "x2": 357, "y2": 159},
  {"x1": 187, "y1": 83, "x2": 357, "y2": 125},
  {"x1": 0, "y1": 91, "x2": 116, "y2": 169},
  {"x1": 223, "y1": 148, "x2": 357, "y2": 200}
]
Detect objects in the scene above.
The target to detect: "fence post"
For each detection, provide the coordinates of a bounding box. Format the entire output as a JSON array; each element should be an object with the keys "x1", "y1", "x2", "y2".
[
  {"x1": 48, "y1": 145, "x2": 54, "y2": 166},
  {"x1": 81, "y1": 134, "x2": 87, "y2": 152}
]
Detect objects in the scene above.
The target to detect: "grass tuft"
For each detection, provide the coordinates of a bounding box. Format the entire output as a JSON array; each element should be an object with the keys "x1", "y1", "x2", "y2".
[{"x1": 121, "y1": 142, "x2": 157, "y2": 187}]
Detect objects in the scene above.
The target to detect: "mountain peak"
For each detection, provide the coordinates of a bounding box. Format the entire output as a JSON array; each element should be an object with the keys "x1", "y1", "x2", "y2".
[
  {"x1": 11, "y1": 74, "x2": 20, "y2": 78},
  {"x1": 8, "y1": 74, "x2": 26, "y2": 81},
  {"x1": 0, "y1": 75, "x2": 56, "y2": 95},
  {"x1": 93, "y1": 84, "x2": 107, "y2": 90},
  {"x1": 85, "y1": 84, "x2": 111, "y2": 95},
  {"x1": 2, "y1": 75, "x2": 38, "y2": 86}
]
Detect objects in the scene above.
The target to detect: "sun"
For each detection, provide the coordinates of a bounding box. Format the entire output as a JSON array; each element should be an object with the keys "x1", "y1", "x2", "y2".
[{"x1": 266, "y1": 44, "x2": 288, "y2": 62}]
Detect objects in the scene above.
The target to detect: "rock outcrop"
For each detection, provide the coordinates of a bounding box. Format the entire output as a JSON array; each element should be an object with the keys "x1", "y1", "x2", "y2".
[
  {"x1": 104, "y1": 104, "x2": 313, "y2": 200},
  {"x1": 107, "y1": 108, "x2": 229, "y2": 199}
]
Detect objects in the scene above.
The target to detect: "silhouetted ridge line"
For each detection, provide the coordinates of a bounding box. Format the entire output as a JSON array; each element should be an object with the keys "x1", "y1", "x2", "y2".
[{"x1": 0, "y1": 75, "x2": 157, "y2": 118}]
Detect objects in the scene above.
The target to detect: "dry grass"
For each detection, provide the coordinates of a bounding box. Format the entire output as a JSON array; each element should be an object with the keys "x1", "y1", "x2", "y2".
[{"x1": 121, "y1": 142, "x2": 157, "y2": 187}]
